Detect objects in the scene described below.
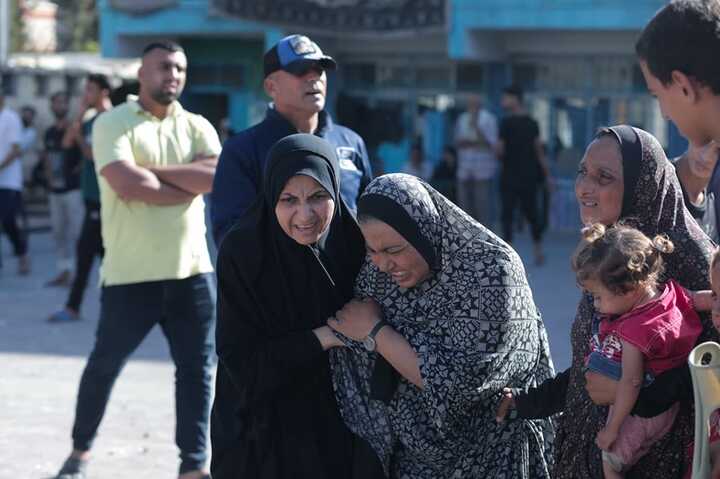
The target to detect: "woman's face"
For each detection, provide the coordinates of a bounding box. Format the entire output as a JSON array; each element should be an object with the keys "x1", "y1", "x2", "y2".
[
  {"x1": 575, "y1": 136, "x2": 624, "y2": 226},
  {"x1": 359, "y1": 219, "x2": 430, "y2": 289},
  {"x1": 275, "y1": 174, "x2": 335, "y2": 245}
]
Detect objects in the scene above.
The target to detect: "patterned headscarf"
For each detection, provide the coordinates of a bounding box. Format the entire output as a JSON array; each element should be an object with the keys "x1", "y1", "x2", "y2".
[
  {"x1": 554, "y1": 126, "x2": 717, "y2": 478},
  {"x1": 330, "y1": 174, "x2": 556, "y2": 478}
]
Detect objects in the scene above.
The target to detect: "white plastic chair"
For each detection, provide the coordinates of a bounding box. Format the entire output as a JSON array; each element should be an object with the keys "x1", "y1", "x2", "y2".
[{"x1": 689, "y1": 341, "x2": 720, "y2": 478}]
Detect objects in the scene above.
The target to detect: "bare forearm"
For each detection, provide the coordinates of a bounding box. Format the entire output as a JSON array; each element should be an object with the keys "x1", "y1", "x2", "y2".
[
  {"x1": 375, "y1": 326, "x2": 423, "y2": 388},
  {"x1": 124, "y1": 180, "x2": 195, "y2": 205},
  {"x1": 151, "y1": 158, "x2": 217, "y2": 195},
  {"x1": 112, "y1": 169, "x2": 196, "y2": 205},
  {"x1": 76, "y1": 134, "x2": 92, "y2": 160},
  {"x1": 61, "y1": 121, "x2": 81, "y2": 149},
  {"x1": 536, "y1": 143, "x2": 551, "y2": 177},
  {"x1": 0, "y1": 145, "x2": 21, "y2": 169},
  {"x1": 607, "y1": 377, "x2": 640, "y2": 433}
]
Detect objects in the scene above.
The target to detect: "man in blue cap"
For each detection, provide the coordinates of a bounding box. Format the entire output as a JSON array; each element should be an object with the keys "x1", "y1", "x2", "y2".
[{"x1": 210, "y1": 34, "x2": 373, "y2": 244}]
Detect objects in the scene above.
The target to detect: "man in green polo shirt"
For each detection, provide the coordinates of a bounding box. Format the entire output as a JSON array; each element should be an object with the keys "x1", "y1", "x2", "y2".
[{"x1": 54, "y1": 41, "x2": 220, "y2": 479}]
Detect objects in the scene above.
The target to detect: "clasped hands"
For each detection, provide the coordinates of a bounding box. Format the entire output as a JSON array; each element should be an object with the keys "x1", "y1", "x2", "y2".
[{"x1": 328, "y1": 298, "x2": 382, "y2": 341}]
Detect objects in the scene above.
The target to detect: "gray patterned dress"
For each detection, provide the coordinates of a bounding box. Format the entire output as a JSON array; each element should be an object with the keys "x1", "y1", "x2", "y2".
[{"x1": 330, "y1": 174, "x2": 556, "y2": 478}]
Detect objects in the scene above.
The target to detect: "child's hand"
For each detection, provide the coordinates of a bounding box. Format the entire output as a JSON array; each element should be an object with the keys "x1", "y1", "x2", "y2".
[
  {"x1": 692, "y1": 290, "x2": 714, "y2": 312},
  {"x1": 495, "y1": 388, "x2": 515, "y2": 423},
  {"x1": 595, "y1": 426, "x2": 618, "y2": 451}
]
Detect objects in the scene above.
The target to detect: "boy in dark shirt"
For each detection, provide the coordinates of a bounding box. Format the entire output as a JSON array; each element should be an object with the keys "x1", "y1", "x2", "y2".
[{"x1": 497, "y1": 85, "x2": 553, "y2": 265}]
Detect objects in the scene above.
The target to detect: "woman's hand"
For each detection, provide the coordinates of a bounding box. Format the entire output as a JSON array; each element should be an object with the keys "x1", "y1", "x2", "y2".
[
  {"x1": 328, "y1": 298, "x2": 382, "y2": 341},
  {"x1": 313, "y1": 325, "x2": 344, "y2": 351},
  {"x1": 495, "y1": 388, "x2": 515, "y2": 423},
  {"x1": 595, "y1": 426, "x2": 618, "y2": 451}
]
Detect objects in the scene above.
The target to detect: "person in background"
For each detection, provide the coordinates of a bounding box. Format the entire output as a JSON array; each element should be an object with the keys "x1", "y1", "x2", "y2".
[
  {"x1": 211, "y1": 34, "x2": 372, "y2": 244},
  {"x1": 0, "y1": 92, "x2": 29, "y2": 275},
  {"x1": 43, "y1": 91, "x2": 84, "y2": 287},
  {"x1": 401, "y1": 141, "x2": 432, "y2": 180},
  {"x1": 19, "y1": 105, "x2": 38, "y2": 190},
  {"x1": 430, "y1": 145, "x2": 458, "y2": 203},
  {"x1": 48, "y1": 73, "x2": 113, "y2": 323},
  {"x1": 53, "y1": 41, "x2": 220, "y2": 479},
  {"x1": 672, "y1": 140, "x2": 719, "y2": 243},
  {"x1": 498, "y1": 84, "x2": 552, "y2": 265},
  {"x1": 454, "y1": 94, "x2": 498, "y2": 225}
]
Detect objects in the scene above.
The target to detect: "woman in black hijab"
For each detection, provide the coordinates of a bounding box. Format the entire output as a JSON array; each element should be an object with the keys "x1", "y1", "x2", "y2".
[{"x1": 209, "y1": 134, "x2": 374, "y2": 478}]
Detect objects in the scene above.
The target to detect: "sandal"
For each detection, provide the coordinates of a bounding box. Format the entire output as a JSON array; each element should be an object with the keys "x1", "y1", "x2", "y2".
[{"x1": 55, "y1": 456, "x2": 88, "y2": 479}]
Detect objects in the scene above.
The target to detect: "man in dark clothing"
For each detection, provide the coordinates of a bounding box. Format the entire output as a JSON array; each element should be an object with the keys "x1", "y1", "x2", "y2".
[
  {"x1": 43, "y1": 91, "x2": 84, "y2": 286},
  {"x1": 210, "y1": 34, "x2": 372, "y2": 244},
  {"x1": 48, "y1": 74, "x2": 113, "y2": 322},
  {"x1": 497, "y1": 85, "x2": 552, "y2": 265},
  {"x1": 673, "y1": 141, "x2": 719, "y2": 243}
]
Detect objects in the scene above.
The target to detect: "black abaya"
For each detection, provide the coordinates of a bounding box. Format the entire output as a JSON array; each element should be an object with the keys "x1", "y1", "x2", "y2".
[{"x1": 210, "y1": 134, "x2": 378, "y2": 478}]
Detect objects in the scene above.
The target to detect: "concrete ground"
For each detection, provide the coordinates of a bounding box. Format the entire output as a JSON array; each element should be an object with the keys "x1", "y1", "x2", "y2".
[{"x1": 0, "y1": 228, "x2": 580, "y2": 478}]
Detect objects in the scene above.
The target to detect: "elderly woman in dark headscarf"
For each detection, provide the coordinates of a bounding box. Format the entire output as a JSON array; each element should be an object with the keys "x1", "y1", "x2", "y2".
[
  {"x1": 210, "y1": 134, "x2": 383, "y2": 479},
  {"x1": 502, "y1": 125, "x2": 718, "y2": 478},
  {"x1": 327, "y1": 173, "x2": 556, "y2": 478}
]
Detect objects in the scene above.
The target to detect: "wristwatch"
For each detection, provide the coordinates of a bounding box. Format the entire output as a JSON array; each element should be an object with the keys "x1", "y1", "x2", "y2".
[{"x1": 363, "y1": 320, "x2": 388, "y2": 352}]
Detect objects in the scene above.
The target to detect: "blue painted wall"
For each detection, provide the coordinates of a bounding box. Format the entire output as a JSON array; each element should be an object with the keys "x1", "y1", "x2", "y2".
[
  {"x1": 98, "y1": 0, "x2": 281, "y2": 58},
  {"x1": 449, "y1": 0, "x2": 665, "y2": 58},
  {"x1": 98, "y1": 0, "x2": 283, "y2": 129}
]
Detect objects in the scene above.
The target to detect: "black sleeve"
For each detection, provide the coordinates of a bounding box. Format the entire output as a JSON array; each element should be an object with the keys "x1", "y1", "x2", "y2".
[
  {"x1": 632, "y1": 364, "x2": 692, "y2": 418},
  {"x1": 531, "y1": 118, "x2": 540, "y2": 140},
  {"x1": 215, "y1": 242, "x2": 326, "y2": 406},
  {"x1": 513, "y1": 368, "x2": 570, "y2": 419},
  {"x1": 498, "y1": 118, "x2": 508, "y2": 142}
]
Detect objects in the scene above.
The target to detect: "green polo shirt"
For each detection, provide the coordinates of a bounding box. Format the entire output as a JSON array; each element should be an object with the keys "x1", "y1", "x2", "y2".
[{"x1": 92, "y1": 97, "x2": 221, "y2": 286}]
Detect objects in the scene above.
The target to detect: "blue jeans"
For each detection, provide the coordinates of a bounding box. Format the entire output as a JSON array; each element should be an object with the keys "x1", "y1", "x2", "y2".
[{"x1": 71, "y1": 273, "x2": 216, "y2": 474}]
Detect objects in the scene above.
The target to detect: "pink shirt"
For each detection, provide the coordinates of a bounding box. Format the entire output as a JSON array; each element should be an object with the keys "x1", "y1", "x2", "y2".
[{"x1": 593, "y1": 280, "x2": 702, "y2": 376}]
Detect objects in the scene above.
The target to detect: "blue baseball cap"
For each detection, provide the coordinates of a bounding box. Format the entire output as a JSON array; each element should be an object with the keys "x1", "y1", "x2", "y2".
[{"x1": 263, "y1": 34, "x2": 337, "y2": 78}]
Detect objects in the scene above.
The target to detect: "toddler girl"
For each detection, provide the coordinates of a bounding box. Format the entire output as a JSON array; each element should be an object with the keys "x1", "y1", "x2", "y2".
[{"x1": 573, "y1": 223, "x2": 703, "y2": 478}]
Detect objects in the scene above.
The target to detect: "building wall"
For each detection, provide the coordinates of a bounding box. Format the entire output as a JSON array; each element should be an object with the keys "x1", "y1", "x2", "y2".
[{"x1": 97, "y1": 0, "x2": 281, "y2": 130}]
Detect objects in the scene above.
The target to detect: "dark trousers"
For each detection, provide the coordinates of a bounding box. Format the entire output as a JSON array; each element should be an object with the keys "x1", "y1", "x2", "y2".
[
  {"x1": 0, "y1": 188, "x2": 28, "y2": 257},
  {"x1": 71, "y1": 273, "x2": 216, "y2": 473},
  {"x1": 66, "y1": 201, "x2": 104, "y2": 312},
  {"x1": 500, "y1": 182, "x2": 543, "y2": 243}
]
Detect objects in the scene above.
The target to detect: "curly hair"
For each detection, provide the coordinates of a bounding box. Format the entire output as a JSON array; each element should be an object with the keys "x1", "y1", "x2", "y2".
[{"x1": 572, "y1": 223, "x2": 674, "y2": 295}]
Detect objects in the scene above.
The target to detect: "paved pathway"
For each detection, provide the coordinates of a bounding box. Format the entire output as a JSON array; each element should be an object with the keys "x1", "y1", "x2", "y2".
[{"x1": 0, "y1": 228, "x2": 580, "y2": 478}]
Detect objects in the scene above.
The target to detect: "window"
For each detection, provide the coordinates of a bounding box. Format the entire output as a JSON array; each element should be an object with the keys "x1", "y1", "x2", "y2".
[
  {"x1": 343, "y1": 63, "x2": 375, "y2": 89},
  {"x1": 187, "y1": 64, "x2": 244, "y2": 88},
  {"x1": 415, "y1": 66, "x2": 451, "y2": 89},
  {"x1": 376, "y1": 65, "x2": 412, "y2": 87},
  {"x1": 511, "y1": 63, "x2": 537, "y2": 91},
  {"x1": 1, "y1": 72, "x2": 17, "y2": 95},
  {"x1": 35, "y1": 74, "x2": 49, "y2": 96},
  {"x1": 456, "y1": 63, "x2": 484, "y2": 91},
  {"x1": 65, "y1": 75, "x2": 80, "y2": 96},
  {"x1": 591, "y1": 58, "x2": 633, "y2": 91}
]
